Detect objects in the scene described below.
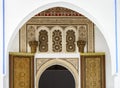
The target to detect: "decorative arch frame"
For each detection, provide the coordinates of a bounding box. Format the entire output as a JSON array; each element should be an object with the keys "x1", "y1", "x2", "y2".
[
  {"x1": 6, "y1": 2, "x2": 113, "y2": 88},
  {"x1": 36, "y1": 59, "x2": 79, "y2": 88}
]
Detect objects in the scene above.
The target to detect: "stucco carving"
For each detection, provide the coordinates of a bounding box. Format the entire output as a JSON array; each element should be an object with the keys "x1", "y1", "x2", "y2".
[{"x1": 20, "y1": 7, "x2": 94, "y2": 53}]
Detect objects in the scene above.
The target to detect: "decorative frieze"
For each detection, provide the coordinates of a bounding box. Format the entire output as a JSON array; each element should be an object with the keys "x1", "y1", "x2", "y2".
[
  {"x1": 27, "y1": 16, "x2": 92, "y2": 25},
  {"x1": 20, "y1": 7, "x2": 94, "y2": 53},
  {"x1": 35, "y1": 7, "x2": 82, "y2": 16}
]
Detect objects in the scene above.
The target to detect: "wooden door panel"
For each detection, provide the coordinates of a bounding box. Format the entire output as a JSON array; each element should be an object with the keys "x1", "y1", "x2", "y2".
[
  {"x1": 81, "y1": 53, "x2": 105, "y2": 88},
  {"x1": 9, "y1": 52, "x2": 34, "y2": 88}
]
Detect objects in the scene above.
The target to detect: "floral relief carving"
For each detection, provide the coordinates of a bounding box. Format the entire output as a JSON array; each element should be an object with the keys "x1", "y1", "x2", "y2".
[
  {"x1": 52, "y1": 30, "x2": 62, "y2": 52},
  {"x1": 39, "y1": 30, "x2": 48, "y2": 52},
  {"x1": 66, "y1": 30, "x2": 76, "y2": 52}
]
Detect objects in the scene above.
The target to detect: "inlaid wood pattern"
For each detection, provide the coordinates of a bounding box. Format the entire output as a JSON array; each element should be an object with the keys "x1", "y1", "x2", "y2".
[
  {"x1": 9, "y1": 53, "x2": 34, "y2": 88},
  {"x1": 81, "y1": 53, "x2": 105, "y2": 88}
]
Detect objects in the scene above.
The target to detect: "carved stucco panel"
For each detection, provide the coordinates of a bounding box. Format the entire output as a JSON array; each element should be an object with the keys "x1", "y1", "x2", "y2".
[
  {"x1": 36, "y1": 58, "x2": 79, "y2": 73},
  {"x1": 65, "y1": 58, "x2": 79, "y2": 72},
  {"x1": 36, "y1": 58, "x2": 49, "y2": 72}
]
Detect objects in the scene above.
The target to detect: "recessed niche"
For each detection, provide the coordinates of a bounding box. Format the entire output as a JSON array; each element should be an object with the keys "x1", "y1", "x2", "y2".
[{"x1": 39, "y1": 65, "x2": 75, "y2": 88}]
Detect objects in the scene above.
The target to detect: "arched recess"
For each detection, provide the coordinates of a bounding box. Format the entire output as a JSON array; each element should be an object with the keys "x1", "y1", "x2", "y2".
[
  {"x1": 36, "y1": 26, "x2": 50, "y2": 52},
  {"x1": 51, "y1": 26, "x2": 64, "y2": 52},
  {"x1": 7, "y1": 1, "x2": 113, "y2": 75},
  {"x1": 36, "y1": 59, "x2": 79, "y2": 88},
  {"x1": 64, "y1": 26, "x2": 77, "y2": 53}
]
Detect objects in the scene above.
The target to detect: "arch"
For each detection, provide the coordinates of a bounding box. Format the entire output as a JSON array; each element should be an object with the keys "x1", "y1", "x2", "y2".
[
  {"x1": 6, "y1": 2, "x2": 113, "y2": 88},
  {"x1": 39, "y1": 65, "x2": 75, "y2": 88},
  {"x1": 36, "y1": 59, "x2": 79, "y2": 88},
  {"x1": 7, "y1": 2, "x2": 113, "y2": 75},
  {"x1": 36, "y1": 26, "x2": 50, "y2": 41}
]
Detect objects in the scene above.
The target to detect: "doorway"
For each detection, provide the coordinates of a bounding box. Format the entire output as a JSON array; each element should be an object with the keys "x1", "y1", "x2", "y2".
[{"x1": 39, "y1": 65, "x2": 75, "y2": 88}]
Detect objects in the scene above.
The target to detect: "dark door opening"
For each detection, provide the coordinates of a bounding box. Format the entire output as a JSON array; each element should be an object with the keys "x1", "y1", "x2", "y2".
[{"x1": 39, "y1": 65, "x2": 75, "y2": 88}]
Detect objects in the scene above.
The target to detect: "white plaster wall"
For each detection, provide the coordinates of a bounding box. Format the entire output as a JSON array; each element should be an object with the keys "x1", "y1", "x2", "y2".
[
  {"x1": 9, "y1": 32, "x2": 19, "y2": 52},
  {"x1": 95, "y1": 25, "x2": 113, "y2": 88}
]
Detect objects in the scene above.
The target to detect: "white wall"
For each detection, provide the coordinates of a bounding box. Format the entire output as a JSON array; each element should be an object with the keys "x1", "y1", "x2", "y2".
[
  {"x1": 2, "y1": 0, "x2": 120, "y2": 88},
  {"x1": 9, "y1": 32, "x2": 19, "y2": 52},
  {"x1": 95, "y1": 25, "x2": 113, "y2": 88}
]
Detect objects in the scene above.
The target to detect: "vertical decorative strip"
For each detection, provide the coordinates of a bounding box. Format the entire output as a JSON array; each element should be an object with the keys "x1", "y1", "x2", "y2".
[
  {"x1": 3, "y1": 0, "x2": 5, "y2": 74},
  {"x1": 87, "y1": 22, "x2": 94, "y2": 52},
  {"x1": 19, "y1": 24, "x2": 27, "y2": 52},
  {"x1": 66, "y1": 30, "x2": 76, "y2": 52},
  {"x1": 39, "y1": 30, "x2": 48, "y2": 52},
  {"x1": 114, "y1": 0, "x2": 118, "y2": 73},
  {"x1": 52, "y1": 30, "x2": 62, "y2": 52}
]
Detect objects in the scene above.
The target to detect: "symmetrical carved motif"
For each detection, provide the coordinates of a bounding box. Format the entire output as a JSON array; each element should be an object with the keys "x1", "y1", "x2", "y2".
[
  {"x1": 66, "y1": 30, "x2": 76, "y2": 52},
  {"x1": 36, "y1": 58, "x2": 79, "y2": 73},
  {"x1": 39, "y1": 30, "x2": 48, "y2": 52},
  {"x1": 52, "y1": 30, "x2": 62, "y2": 52},
  {"x1": 20, "y1": 7, "x2": 94, "y2": 53}
]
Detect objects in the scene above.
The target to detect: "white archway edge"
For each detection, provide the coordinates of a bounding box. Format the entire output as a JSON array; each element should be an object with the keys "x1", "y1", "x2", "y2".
[
  {"x1": 6, "y1": 1, "x2": 116, "y2": 75},
  {"x1": 36, "y1": 59, "x2": 79, "y2": 88}
]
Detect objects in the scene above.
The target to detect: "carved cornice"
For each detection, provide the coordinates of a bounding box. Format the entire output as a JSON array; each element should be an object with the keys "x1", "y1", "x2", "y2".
[{"x1": 27, "y1": 16, "x2": 92, "y2": 25}]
